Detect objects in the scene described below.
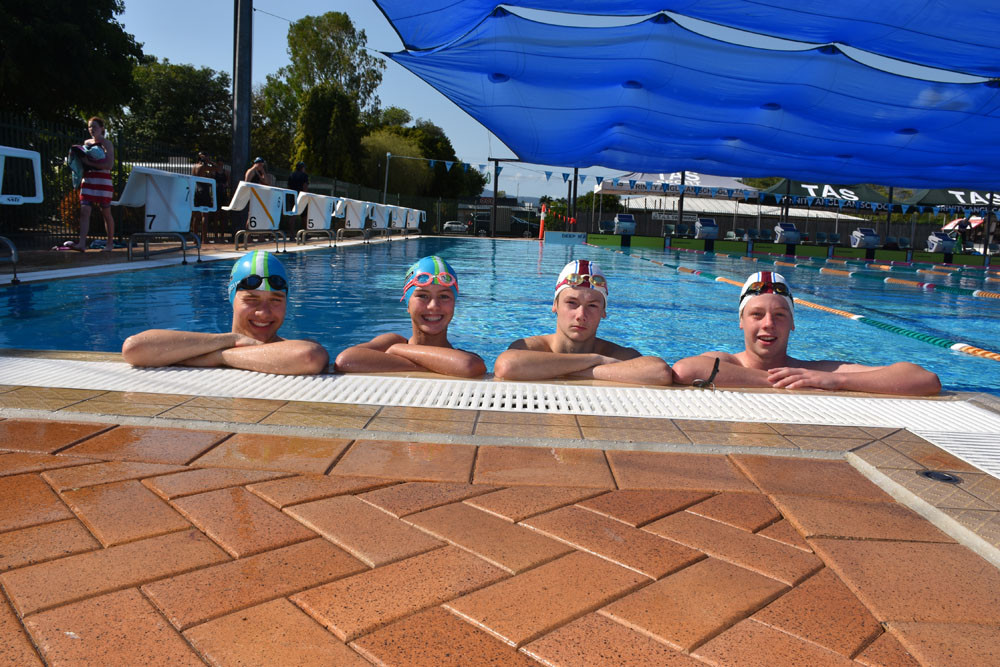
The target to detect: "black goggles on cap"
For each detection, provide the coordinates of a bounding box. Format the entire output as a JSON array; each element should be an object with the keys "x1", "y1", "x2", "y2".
[
  {"x1": 740, "y1": 280, "x2": 791, "y2": 301},
  {"x1": 236, "y1": 274, "x2": 288, "y2": 292}
]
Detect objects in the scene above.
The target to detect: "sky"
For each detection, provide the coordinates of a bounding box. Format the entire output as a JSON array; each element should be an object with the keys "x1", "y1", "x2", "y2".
[{"x1": 118, "y1": 0, "x2": 622, "y2": 199}]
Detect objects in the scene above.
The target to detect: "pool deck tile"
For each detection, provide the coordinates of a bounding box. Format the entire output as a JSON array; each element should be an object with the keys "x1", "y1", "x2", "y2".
[
  {"x1": 522, "y1": 505, "x2": 702, "y2": 579},
  {"x1": 0, "y1": 529, "x2": 229, "y2": 616},
  {"x1": 358, "y1": 481, "x2": 497, "y2": 517},
  {"x1": 608, "y1": 451, "x2": 757, "y2": 492},
  {"x1": 0, "y1": 418, "x2": 112, "y2": 453},
  {"x1": 876, "y1": 466, "x2": 995, "y2": 510},
  {"x1": 60, "y1": 479, "x2": 192, "y2": 546},
  {"x1": 474, "y1": 421, "x2": 582, "y2": 439},
  {"x1": 0, "y1": 519, "x2": 100, "y2": 572},
  {"x1": 750, "y1": 568, "x2": 882, "y2": 657},
  {"x1": 141, "y1": 538, "x2": 366, "y2": 631},
  {"x1": 260, "y1": 411, "x2": 371, "y2": 429},
  {"x1": 366, "y1": 416, "x2": 476, "y2": 436},
  {"x1": 810, "y1": 538, "x2": 1000, "y2": 624},
  {"x1": 351, "y1": 606, "x2": 537, "y2": 666},
  {"x1": 157, "y1": 405, "x2": 276, "y2": 423},
  {"x1": 60, "y1": 426, "x2": 227, "y2": 464},
  {"x1": 246, "y1": 473, "x2": 397, "y2": 508},
  {"x1": 692, "y1": 619, "x2": 855, "y2": 666},
  {"x1": 672, "y1": 419, "x2": 778, "y2": 434},
  {"x1": 942, "y1": 508, "x2": 1000, "y2": 548},
  {"x1": 887, "y1": 621, "x2": 1000, "y2": 666},
  {"x1": 42, "y1": 460, "x2": 188, "y2": 490},
  {"x1": 679, "y1": 430, "x2": 796, "y2": 449},
  {"x1": 576, "y1": 415, "x2": 677, "y2": 431},
  {"x1": 170, "y1": 487, "x2": 316, "y2": 558},
  {"x1": 191, "y1": 432, "x2": 351, "y2": 474},
  {"x1": 141, "y1": 467, "x2": 291, "y2": 499},
  {"x1": 522, "y1": 612, "x2": 702, "y2": 665},
  {"x1": 58, "y1": 400, "x2": 174, "y2": 417},
  {"x1": 184, "y1": 598, "x2": 370, "y2": 666},
  {"x1": 332, "y1": 439, "x2": 476, "y2": 483},
  {"x1": 474, "y1": 445, "x2": 616, "y2": 488},
  {"x1": 957, "y1": 472, "x2": 1000, "y2": 509},
  {"x1": 478, "y1": 410, "x2": 577, "y2": 426},
  {"x1": 0, "y1": 451, "x2": 99, "y2": 476},
  {"x1": 0, "y1": 597, "x2": 43, "y2": 666},
  {"x1": 464, "y1": 485, "x2": 607, "y2": 522},
  {"x1": 581, "y1": 426, "x2": 693, "y2": 444},
  {"x1": 377, "y1": 406, "x2": 478, "y2": 422},
  {"x1": 887, "y1": 438, "x2": 984, "y2": 473},
  {"x1": 443, "y1": 551, "x2": 647, "y2": 648},
  {"x1": 756, "y1": 519, "x2": 814, "y2": 552},
  {"x1": 576, "y1": 488, "x2": 711, "y2": 527},
  {"x1": 645, "y1": 511, "x2": 823, "y2": 586},
  {"x1": 286, "y1": 494, "x2": 443, "y2": 567},
  {"x1": 276, "y1": 401, "x2": 379, "y2": 417},
  {"x1": 786, "y1": 435, "x2": 874, "y2": 452},
  {"x1": 84, "y1": 391, "x2": 194, "y2": 406},
  {"x1": 854, "y1": 631, "x2": 921, "y2": 666},
  {"x1": 768, "y1": 423, "x2": 872, "y2": 439},
  {"x1": 0, "y1": 386, "x2": 104, "y2": 411},
  {"x1": 406, "y1": 502, "x2": 573, "y2": 574},
  {"x1": 600, "y1": 557, "x2": 785, "y2": 651},
  {"x1": 292, "y1": 545, "x2": 507, "y2": 642},
  {"x1": 731, "y1": 455, "x2": 895, "y2": 502},
  {"x1": 686, "y1": 491, "x2": 783, "y2": 532},
  {"x1": 770, "y1": 493, "x2": 956, "y2": 542},
  {"x1": 22, "y1": 589, "x2": 203, "y2": 666},
  {"x1": 850, "y1": 440, "x2": 924, "y2": 469},
  {"x1": 0, "y1": 473, "x2": 74, "y2": 532}
]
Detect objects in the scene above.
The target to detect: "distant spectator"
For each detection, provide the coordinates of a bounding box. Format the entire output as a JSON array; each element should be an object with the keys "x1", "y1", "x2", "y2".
[
  {"x1": 287, "y1": 161, "x2": 309, "y2": 193},
  {"x1": 192, "y1": 152, "x2": 214, "y2": 243},
  {"x1": 211, "y1": 156, "x2": 230, "y2": 242},
  {"x1": 56, "y1": 117, "x2": 115, "y2": 252},
  {"x1": 244, "y1": 157, "x2": 272, "y2": 186}
]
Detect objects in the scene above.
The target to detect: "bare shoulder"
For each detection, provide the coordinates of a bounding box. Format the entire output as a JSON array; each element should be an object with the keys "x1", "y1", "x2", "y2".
[
  {"x1": 507, "y1": 335, "x2": 553, "y2": 352},
  {"x1": 594, "y1": 338, "x2": 640, "y2": 360},
  {"x1": 708, "y1": 350, "x2": 745, "y2": 365}
]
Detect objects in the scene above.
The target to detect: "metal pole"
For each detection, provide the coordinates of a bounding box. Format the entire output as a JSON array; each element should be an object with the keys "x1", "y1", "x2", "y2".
[
  {"x1": 597, "y1": 190, "x2": 603, "y2": 234},
  {"x1": 590, "y1": 187, "x2": 596, "y2": 232},
  {"x1": 885, "y1": 186, "x2": 894, "y2": 244},
  {"x1": 572, "y1": 167, "x2": 579, "y2": 222},
  {"x1": 382, "y1": 152, "x2": 390, "y2": 204},
  {"x1": 490, "y1": 159, "x2": 499, "y2": 237},
  {"x1": 566, "y1": 177, "x2": 572, "y2": 224},
  {"x1": 782, "y1": 179, "x2": 790, "y2": 225},
  {"x1": 677, "y1": 171, "x2": 686, "y2": 232},
  {"x1": 985, "y1": 191, "x2": 996, "y2": 258},
  {"x1": 232, "y1": 0, "x2": 252, "y2": 186}
]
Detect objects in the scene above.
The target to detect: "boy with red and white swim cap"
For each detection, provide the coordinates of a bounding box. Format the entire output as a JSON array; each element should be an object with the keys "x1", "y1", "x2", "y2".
[
  {"x1": 494, "y1": 259, "x2": 672, "y2": 384},
  {"x1": 672, "y1": 271, "x2": 940, "y2": 395}
]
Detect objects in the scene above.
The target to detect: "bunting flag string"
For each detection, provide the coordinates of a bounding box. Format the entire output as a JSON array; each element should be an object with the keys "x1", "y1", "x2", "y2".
[
  {"x1": 595, "y1": 176, "x2": 604, "y2": 185},
  {"x1": 580, "y1": 175, "x2": 587, "y2": 184},
  {"x1": 445, "y1": 161, "x2": 453, "y2": 170},
  {"x1": 563, "y1": 173, "x2": 571, "y2": 183}
]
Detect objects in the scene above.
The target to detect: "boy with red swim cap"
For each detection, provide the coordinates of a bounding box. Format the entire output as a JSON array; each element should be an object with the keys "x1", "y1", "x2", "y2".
[
  {"x1": 672, "y1": 271, "x2": 940, "y2": 395},
  {"x1": 494, "y1": 259, "x2": 672, "y2": 385}
]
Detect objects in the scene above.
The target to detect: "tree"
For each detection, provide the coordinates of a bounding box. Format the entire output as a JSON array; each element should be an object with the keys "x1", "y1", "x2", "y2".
[
  {"x1": 361, "y1": 130, "x2": 432, "y2": 197},
  {"x1": 375, "y1": 106, "x2": 412, "y2": 129},
  {"x1": 380, "y1": 119, "x2": 486, "y2": 198},
  {"x1": 119, "y1": 58, "x2": 231, "y2": 158},
  {"x1": 251, "y1": 75, "x2": 297, "y2": 167},
  {"x1": 576, "y1": 191, "x2": 620, "y2": 217},
  {"x1": 293, "y1": 82, "x2": 364, "y2": 181},
  {"x1": 1, "y1": 0, "x2": 143, "y2": 121},
  {"x1": 283, "y1": 12, "x2": 385, "y2": 119}
]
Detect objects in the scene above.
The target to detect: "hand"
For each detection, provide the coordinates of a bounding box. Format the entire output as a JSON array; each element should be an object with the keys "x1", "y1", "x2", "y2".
[
  {"x1": 767, "y1": 367, "x2": 843, "y2": 390},
  {"x1": 592, "y1": 354, "x2": 621, "y2": 366},
  {"x1": 231, "y1": 334, "x2": 264, "y2": 348}
]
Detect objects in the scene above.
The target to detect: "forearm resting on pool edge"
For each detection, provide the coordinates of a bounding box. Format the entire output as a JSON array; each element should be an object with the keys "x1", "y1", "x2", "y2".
[{"x1": 122, "y1": 331, "x2": 329, "y2": 375}]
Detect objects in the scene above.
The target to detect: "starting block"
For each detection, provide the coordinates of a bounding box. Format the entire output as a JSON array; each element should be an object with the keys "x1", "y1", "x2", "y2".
[
  {"x1": 295, "y1": 192, "x2": 345, "y2": 246},
  {"x1": 336, "y1": 198, "x2": 376, "y2": 244},
  {"x1": 225, "y1": 181, "x2": 297, "y2": 252},
  {"x1": 113, "y1": 166, "x2": 215, "y2": 264},
  {"x1": 405, "y1": 208, "x2": 427, "y2": 235},
  {"x1": 0, "y1": 145, "x2": 43, "y2": 283}
]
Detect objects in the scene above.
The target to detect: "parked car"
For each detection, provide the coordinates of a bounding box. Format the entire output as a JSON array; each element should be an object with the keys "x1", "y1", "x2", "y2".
[
  {"x1": 510, "y1": 216, "x2": 540, "y2": 238},
  {"x1": 442, "y1": 220, "x2": 467, "y2": 234}
]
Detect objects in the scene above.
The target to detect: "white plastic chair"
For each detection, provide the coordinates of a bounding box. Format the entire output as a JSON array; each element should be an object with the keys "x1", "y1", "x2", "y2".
[
  {"x1": 0, "y1": 145, "x2": 42, "y2": 283},
  {"x1": 224, "y1": 181, "x2": 297, "y2": 251},
  {"x1": 112, "y1": 167, "x2": 215, "y2": 263},
  {"x1": 294, "y1": 192, "x2": 344, "y2": 246}
]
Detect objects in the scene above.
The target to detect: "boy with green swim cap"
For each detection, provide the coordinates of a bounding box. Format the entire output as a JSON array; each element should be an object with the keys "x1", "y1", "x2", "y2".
[
  {"x1": 122, "y1": 251, "x2": 328, "y2": 375},
  {"x1": 335, "y1": 255, "x2": 486, "y2": 377}
]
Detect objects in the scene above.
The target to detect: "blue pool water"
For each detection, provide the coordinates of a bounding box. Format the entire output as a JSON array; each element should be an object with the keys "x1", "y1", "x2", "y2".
[{"x1": 2, "y1": 238, "x2": 999, "y2": 394}]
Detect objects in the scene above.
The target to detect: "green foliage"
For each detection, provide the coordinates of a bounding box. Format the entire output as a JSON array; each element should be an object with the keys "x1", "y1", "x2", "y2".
[
  {"x1": 742, "y1": 176, "x2": 782, "y2": 190},
  {"x1": 119, "y1": 58, "x2": 231, "y2": 158},
  {"x1": 375, "y1": 106, "x2": 412, "y2": 129},
  {"x1": 575, "y1": 191, "x2": 620, "y2": 214},
  {"x1": 360, "y1": 130, "x2": 431, "y2": 196},
  {"x1": 376, "y1": 119, "x2": 486, "y2": 198},
  {"x1": 1, "y1": 0, "x2": 143, "y2": 121},
  {"x1": 284, "y1": 12, "x2": 385, "y2": 118},
  {"x1": 293, "y1": 82, "x2": 363, "y2": 182},
  {"x1": 251, "y1": 75, "x2": 297, "y2": 167}
]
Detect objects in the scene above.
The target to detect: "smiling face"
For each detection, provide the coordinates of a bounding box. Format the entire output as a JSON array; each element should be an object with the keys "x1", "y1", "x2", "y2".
[
  {"x1": 231, "y1": 289, "x2": 286, "y2": 342},
  {"x1": 553, "y1": 286, "x2": 605, "y2": 345},
  {"x1": 408, "y1": 283, "x2": 455, "y2": 338},
  {"x1": 739, "y1": 293, "x2": 794, "y2": 362}
]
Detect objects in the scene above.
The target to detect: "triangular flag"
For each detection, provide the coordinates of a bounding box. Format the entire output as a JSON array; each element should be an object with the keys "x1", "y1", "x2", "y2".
[
  {"x1": 678, "y1": 185, "x2": 686, "y2": 194},
  {"x1": 964, "y1": 207, "x2": 972, "y2": 217},
  {"x1": 693, "y1": 187, "x2": 702, "y2": 196},
  {"x1": 544, "y1": 171, "x2": 552, "y2": 181},
  {"x1": 580, "y1": 175, "x2": 587, "y2": 184},
  {"x1": 933, "y1": 206, "x2": 940, "y2": 215},
  {"x1": 612, "y1": 177, "x2": 620, "y2": 186},
  {"x1": 806, "y1": 197, "x2": 815, "y2": 207},
  {"x1": 462, "y1": 163, "x2": 469, "y2": 172},
  {"x1": 596, "y1": 176, "x2": 604, "y2": 185},
  {"x1": 429, "y1": 159, "x2": 436, "y2": 168},
  {"x1": 629, "y1": 179, "x2": 637, "y2": 189},
  {"x1": 661, "y1": 183, "x2": 669, "y2": 192},
  {"x1": 645, "y1": 181, "x2": 653, "y2": 190},
  {"x1": 445, "y1": 161, "x2": 454, "y2": 170},
  {"x1": 742, "y1": 190, "x2": 749, "y2": 200},
  {"x1": 726, "y1": 189, "x2": 734, "y2": 198},
  {"x1": 901, "y1": 204, "x2": 910, "y2": 214},
  {"x1": 837, "y1": 199, "x2": 844, "y2": 210},
  {"x1": 563, "y1": 173, "x2": 571, "y2": 183},
  {"x1": 497, "y1": 165, "x2": 503, "y2": 175},
  {"x1": 710, "y1": 188, "x2": 718, "y2": 197},
  {"x1": 479, "y1": 164, "x2": 486, "y2": 172}
]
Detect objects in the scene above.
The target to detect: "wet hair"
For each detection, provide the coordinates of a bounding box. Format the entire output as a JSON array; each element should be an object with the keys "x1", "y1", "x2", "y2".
[{"x1": 87, "y1": 117, "x2": 105, "y2": 129}]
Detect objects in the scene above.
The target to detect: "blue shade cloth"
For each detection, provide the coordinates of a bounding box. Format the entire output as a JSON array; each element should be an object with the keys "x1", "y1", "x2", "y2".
[
  {"x1": 388, "y1": 11, "x2": 1000, "y2": 188},
  {"x1": 375, "y1": 1, "x2": 1000, "y2": 78}
]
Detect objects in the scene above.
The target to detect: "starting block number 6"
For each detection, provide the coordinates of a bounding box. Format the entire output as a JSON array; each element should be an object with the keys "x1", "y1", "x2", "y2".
[{"x1": 249, "y1": 216, "x2": 257, "y2": 228}]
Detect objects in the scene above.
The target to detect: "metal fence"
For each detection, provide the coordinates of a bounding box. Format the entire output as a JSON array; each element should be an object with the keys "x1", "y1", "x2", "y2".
[{"x1": 1, "y1": 114, "x2": 456, "y2": 250}]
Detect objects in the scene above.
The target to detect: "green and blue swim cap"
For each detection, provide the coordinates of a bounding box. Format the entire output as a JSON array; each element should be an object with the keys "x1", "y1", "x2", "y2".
[
  {"x1": 228, "y1": 250, "x2": 289, "y2": 303},
  {"x1": 401, "y1": 255, "x2": 459, "y2": 303}
]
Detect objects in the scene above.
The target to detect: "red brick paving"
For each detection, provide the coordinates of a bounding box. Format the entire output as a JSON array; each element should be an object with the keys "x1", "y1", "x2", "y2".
[{"x1": 0, "y1": 416, "x2": 998, "y2": 664}]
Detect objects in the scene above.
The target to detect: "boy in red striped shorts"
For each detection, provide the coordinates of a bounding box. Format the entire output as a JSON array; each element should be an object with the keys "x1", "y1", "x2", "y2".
[{"x1": 62, "y1": 117, "x2": 115, "y2": 252}]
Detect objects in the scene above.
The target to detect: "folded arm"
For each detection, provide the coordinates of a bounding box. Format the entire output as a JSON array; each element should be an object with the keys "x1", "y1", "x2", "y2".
[
  {"x1": 122, "y1": 330, "x2": 246, "y2": 367},
  {"x1": 767, "y1": 362, "x2": 941, "y2": 396},
  {"x1": 493, "y1": 348, "x2": 607, "y2": 381},
  {"x1": 568, "y1": 355, "x2": 672, "y2": 385},
  {"x1": 385, "y1": 343, "x2": 486, "y2": 378},
  {"x1": 671, "y1": 354, "x2": 771, "y2": 388},
  {"x1": 335, "y1": 333, "x2": 421, "y2": 373}
]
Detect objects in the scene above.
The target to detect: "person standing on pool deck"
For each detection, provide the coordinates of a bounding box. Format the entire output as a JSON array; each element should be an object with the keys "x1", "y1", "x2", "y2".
[
  {"x1": 335, "y1": 256, "x2": 486, "y2": 377},
  {"x1": 63, "y1": 117, "x2": 115, "y2": 252},
  {"x1": 493, "y1": 259, "x2": 673, "y2": 384},
  {"x1": 121, "y1": 251, "x2": 329, "y2": 375},
  {"x1": 671, "y1": 271, "x2": 940, "y2": 395}
]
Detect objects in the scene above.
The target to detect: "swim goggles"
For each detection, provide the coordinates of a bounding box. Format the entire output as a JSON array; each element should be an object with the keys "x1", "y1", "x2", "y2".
[
  {"x1": 400, "y1": 271, "x2": 459, "y2": 301},
  {"x1": 236, "y1": 274, "x2": 288, "y2": 292},
  {"x1": 556, "y1": 273, "x2": 608, "y2": 289},
  {"x1": 740, "y1": 280, "x2": 791, "y2": 300}
]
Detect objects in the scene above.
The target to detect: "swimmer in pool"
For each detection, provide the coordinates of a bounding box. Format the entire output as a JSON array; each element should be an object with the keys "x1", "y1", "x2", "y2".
[
  {"x1": 493, "y1": 259, "x2": 672, "y2": 384},
  {"x1": 671, "y1": 271, "x2": 940, "y2": 395},
  {"x1": 121, "y1": 251, "x2": 329, "y2": 375},
  {"x1": 334, "y1": 255, "x2": 486, "y2": 377}
]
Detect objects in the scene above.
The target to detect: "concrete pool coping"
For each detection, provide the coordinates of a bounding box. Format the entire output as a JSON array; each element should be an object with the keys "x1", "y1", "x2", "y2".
[{"x1": 2, "y1": 242, "x2": 1000, "y2": 663}]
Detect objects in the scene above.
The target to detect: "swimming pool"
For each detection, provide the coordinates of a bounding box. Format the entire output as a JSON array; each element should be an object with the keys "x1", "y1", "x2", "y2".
[{"x1": 2, "y1": 238, "x2": 999, "y2": 394}]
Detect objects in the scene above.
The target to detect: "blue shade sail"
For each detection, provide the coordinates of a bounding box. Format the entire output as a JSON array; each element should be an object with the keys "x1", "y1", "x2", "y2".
[
  {"x1": 388, "y1": 11, "x2": 1000, "y2": 188},
  {"x1": 375, "y1": 0, "x2": 1000, "y2": 78}
]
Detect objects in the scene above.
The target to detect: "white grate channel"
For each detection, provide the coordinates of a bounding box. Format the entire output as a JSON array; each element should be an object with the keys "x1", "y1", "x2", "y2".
[{"x1": 2, "y1": 355, "x2": 1000, "y2": 476}]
